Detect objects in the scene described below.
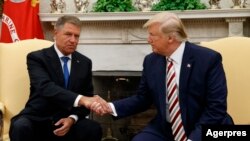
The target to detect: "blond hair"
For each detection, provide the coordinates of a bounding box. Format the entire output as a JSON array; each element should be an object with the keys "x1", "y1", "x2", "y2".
[{"x1": 143, "y1": 12, "x2": 188, "y2": 42}]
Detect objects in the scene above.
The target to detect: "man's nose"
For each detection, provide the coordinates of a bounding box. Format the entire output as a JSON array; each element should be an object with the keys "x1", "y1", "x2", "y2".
[
  {"x1": 147, "y1": 36, "x2": 152, "y2": 43},
  {"x1": 69, "y1": 35, "x2": 78, "y2": 42}
]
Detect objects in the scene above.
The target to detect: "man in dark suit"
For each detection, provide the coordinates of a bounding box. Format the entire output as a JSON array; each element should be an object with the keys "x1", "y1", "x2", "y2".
[
  {"x1": 92, "y1": 12, "x2": 234, "y2": 141},
  {"x1": 9, "y1": 15, "x2": 106, "y2": 141}
]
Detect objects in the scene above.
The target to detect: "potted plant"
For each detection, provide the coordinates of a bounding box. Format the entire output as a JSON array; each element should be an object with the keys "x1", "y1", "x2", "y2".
[
  {"x1": 92, "y1": 0, "x2": 136, "y2": 12},
  {"x1": 151, "y1": 0, "x2": 207, "y2": 11}
]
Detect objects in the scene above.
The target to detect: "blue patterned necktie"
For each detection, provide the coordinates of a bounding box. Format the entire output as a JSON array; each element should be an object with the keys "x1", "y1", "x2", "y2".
[{"x1": 61, "y1": 56, "x2": 70, "y2": 88}]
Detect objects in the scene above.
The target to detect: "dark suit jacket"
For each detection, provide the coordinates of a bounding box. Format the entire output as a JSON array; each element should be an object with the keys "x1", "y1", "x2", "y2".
[
  {"x1": 113, "y1": 42, "x2": 233, "y2": 141},
  {"x1": 17, "y1": 45, "x2": 93, "y2": 122}
]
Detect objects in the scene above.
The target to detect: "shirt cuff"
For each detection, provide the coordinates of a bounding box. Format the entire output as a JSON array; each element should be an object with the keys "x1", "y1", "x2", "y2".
[
  {"x1": 108, "y1": 102, "x2": 117, "y2": 117},
  {"x1": 74, "y1": 95, "x2": 82, "y2": 107},
  {"x1": 69, "y1": 115, "x2": 78, "y2": 123}
]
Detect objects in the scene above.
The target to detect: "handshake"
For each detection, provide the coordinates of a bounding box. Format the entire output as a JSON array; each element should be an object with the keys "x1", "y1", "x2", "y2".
[{"x1": 78, "y1": 95, "x2": 113, "y2": 116}]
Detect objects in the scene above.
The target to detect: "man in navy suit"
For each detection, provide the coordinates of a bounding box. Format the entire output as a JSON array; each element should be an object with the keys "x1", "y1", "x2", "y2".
[
  {"x1": 9, "y1": 15, "x2": 107, "y2": 141},
  {"x1": 92, "y1": 12, "x2": 234, "y2": 141}
]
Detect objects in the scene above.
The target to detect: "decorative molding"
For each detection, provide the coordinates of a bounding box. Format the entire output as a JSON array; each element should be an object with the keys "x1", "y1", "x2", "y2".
[
  {"x1": 226, "y1": 17, "x2": 247, "y2": 36},
  {"x1": 39, "y1": 9, "x2": 250, "y2": 22},
  {"x1": 225, "y1": 17, "x2": 247, "y2": 22},
  {"x1": 182, "y1": 18, "x2": 225, "y2": 24},
  {"x1": 77, "y1": 20, "x2": 148, "y2": 44},
  {"x1": 40, "y1": 9, "x2": 250, "y2": 41}
]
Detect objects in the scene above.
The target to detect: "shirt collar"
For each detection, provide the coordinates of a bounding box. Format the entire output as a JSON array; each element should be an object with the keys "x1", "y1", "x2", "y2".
[
  {"x1": 166, "y1": 42, "x2": 185, "y2": 65},
  {"x1": 54, "y1": 43, "x2": 72, "y2": 59}
]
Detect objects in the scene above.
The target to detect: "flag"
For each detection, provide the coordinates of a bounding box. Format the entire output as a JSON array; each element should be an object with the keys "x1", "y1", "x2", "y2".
[{"x1": 0, "y1": 0, "x2": 44, "y2": 43}]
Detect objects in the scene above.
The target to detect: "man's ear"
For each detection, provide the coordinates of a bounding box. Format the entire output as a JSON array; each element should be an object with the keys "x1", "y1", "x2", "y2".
[
  {"x1": 53, "y1": 30, "x2": 57, "y2": 40},
  {"x1": 168, "y1": 35, "x2": 175, "y2": 43}
]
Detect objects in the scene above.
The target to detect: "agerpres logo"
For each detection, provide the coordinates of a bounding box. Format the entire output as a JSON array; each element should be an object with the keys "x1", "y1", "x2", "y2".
[
  {"x1": 202, "y1": 125, "x2": 250, "y2": 141},
  {"x1": 10, "y1": 0, "x2": 25, "y2": 3},
  {"x1": 205, "y1": 129, "x2": 247, "y2": 138}
]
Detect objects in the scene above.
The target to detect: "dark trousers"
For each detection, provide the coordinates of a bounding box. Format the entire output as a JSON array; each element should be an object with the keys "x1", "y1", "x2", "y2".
[
  {"x1": 132, "y1": 121, "x2": 174, "y2": 141},
  {"x1": 9, "y1": 115, "x2": 102, "y2": 141}
]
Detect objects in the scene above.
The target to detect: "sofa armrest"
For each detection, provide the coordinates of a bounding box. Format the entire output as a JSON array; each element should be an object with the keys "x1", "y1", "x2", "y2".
[{"x1": 0, "y1": 102, "x2": 5, "y2": 141}]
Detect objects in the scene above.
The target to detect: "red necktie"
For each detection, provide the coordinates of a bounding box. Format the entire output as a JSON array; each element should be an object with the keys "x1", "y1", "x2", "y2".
[{"x1": 167, "y1": 58, "x2": 187, "y2": 141}]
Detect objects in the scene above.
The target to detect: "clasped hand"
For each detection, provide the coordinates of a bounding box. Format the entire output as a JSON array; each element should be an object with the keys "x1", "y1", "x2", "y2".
[{"x1": 79, "y1": 95, "x2": 112, "y2": 116}]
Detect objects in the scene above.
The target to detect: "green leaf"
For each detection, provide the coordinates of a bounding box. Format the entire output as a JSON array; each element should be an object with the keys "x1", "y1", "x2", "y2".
[
  {"x1": 93, "y1": 0, "x2": 136, "y2": 12},
  {"x1": 151, "y1": 0, "x2": 207, "y2": 11}
]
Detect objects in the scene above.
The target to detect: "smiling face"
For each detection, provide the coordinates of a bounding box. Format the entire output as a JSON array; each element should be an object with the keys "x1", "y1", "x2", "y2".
[{"x1": 54, "y1": 22, "x2": 81, "y2": 56}]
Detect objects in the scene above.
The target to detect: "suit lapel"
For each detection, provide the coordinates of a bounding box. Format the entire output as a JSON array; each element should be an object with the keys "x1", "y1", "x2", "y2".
[
  {"x1": 179, "y1": 42, "x2": 194, "y2": 127},
  {"x1": 45, "y1": 46, "x2": 65, "y2": 87},
  {"x1": 154, "y1": 55, "x2": 168, "y2": 119},
  {"x1": 67, "y1": 52, "x2": 81, "y2": 90}
]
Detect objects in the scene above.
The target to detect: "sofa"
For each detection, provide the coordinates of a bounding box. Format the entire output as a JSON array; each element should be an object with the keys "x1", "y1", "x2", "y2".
[
  {"x1": 200, "y1": 37, "x2": 250, "y2": 125},
  {"x1": 0, "y1": 39, "x2": 53, "y2": 141}
]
